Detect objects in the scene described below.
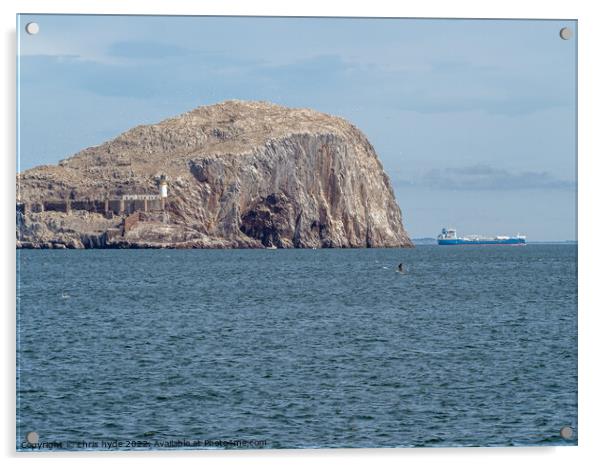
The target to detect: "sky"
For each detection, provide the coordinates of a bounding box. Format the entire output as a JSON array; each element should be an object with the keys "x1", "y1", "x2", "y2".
[{"x1": 17, "y1": 15, "x2": 577, "y2": 240}]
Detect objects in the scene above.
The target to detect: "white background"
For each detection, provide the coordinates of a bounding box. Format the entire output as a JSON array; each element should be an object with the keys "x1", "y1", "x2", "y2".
[{"x1": 2, "y1": 1, "x2": 600, "y2": 465}]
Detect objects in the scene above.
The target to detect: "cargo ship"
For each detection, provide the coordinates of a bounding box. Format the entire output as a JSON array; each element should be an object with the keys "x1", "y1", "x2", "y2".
[{"x1": 437, "y1": 228, "x2": 526, "y2": 245}]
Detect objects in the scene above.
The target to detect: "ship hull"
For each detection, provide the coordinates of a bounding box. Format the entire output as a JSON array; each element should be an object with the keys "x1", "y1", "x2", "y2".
[{"x1": 438, "y1": 238, "x2": 526, "y2": 245}]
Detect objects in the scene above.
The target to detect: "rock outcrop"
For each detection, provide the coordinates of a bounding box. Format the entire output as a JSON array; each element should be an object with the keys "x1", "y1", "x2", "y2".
[{"x1": 16, "y1": 101, "x2": 412, "y2": 249}]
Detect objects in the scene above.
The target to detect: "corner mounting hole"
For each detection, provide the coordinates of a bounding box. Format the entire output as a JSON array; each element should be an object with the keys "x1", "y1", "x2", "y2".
[
  {"x1": 559, "y1": 27, "x2": 572, "y2": 40},
  {"x1": 560, "y1": 426, "x2": 574, "y2": 440},
  {"x1": 25, "y1": 22, "x2": 39, "y2": 35}
]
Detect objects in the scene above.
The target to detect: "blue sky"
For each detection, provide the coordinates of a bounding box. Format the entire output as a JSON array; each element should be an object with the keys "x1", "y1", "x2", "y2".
[{"x1": 17, "y1": 15, "x2": 577, "y2": 240}]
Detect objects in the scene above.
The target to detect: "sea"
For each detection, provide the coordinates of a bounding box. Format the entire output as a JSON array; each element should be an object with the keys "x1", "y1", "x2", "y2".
[{"x1": 16, "y1": 245, "x2": 578, "y2": 450}]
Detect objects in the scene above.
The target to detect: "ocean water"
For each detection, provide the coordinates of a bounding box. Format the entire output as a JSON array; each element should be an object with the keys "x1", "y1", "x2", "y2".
[{"x1": 16, "y1": 245, "x2": 577, "y2": 450}]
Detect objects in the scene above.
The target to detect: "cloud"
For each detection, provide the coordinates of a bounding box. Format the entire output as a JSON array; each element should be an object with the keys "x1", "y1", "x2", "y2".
[
  {"x1": 359, "y1": 57, "x2": 574, "y2": 116},
  {"x1": 107, "y1": 41, "x2": 190, "y2": 59},
  {"x1": 20, "y1": 47, "x2": 572, "y2": 117},
  {"x1": 19, "y1": 54, "x2": 166, "y2": 99},
  {"x1": 255, "y1": 55, "x2": 353, "y2": 92},
  {"x1": 19, "y1": 53, "x2": 254, "y2": 100},
  {"x1": 396, "y1": 164, "x2": 575, "y2": 191}
]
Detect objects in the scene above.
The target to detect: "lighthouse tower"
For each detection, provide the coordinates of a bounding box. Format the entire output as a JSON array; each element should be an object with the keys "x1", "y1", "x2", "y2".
[
  {"x1": 157, "y1": 174, "x2": 168, "y2": 211},
  {"x1": 159, "y1": 175, "x2": 168, "y2": 198}
]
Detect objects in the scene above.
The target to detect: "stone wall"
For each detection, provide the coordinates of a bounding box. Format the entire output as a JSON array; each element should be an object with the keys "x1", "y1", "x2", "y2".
[
  {"x1": 71, "y1": 200, "x2": 106, "y2": 213},
  {"x1": 17, "y1": 197, "x2": 165, "y2": 216}
]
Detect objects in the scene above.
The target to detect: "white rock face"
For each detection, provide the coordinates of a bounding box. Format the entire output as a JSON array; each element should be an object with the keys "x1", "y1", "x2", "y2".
[{"x1": 17, "y1": 101, "x2": 413, "y2": 249}]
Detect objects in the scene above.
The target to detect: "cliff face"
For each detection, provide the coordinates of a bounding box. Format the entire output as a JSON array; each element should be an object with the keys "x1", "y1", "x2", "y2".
[{"x1": 16, "y1": 101, "x2": 412, "y2": 249}]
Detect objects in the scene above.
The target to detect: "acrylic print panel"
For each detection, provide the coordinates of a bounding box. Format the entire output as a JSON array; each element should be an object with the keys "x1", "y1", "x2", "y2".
[{"x1": 16, "y1": 15, "x2": 577, "y2": 451}]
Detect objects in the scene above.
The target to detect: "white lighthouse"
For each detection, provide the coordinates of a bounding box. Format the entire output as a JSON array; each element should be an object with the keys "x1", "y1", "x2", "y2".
[{"x1": 159, "y1": 175, "x2": 168, "y2": 198}]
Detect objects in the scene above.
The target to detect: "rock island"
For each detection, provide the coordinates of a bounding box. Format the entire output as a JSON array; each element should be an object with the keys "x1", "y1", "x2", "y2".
[{"x1": 16, "y1": 101, "x2": 412, "y2": 249}]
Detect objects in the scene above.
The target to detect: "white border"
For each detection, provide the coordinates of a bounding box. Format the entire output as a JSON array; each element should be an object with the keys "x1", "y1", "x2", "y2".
[{"x1": 2, "y1": 1, "x2": 601, "y2": 465}]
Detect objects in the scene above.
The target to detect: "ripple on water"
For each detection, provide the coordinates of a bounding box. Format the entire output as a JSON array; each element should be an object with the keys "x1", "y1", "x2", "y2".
[{"x1": 16, "y1": 246, "x2": 577, "y2": 449}]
